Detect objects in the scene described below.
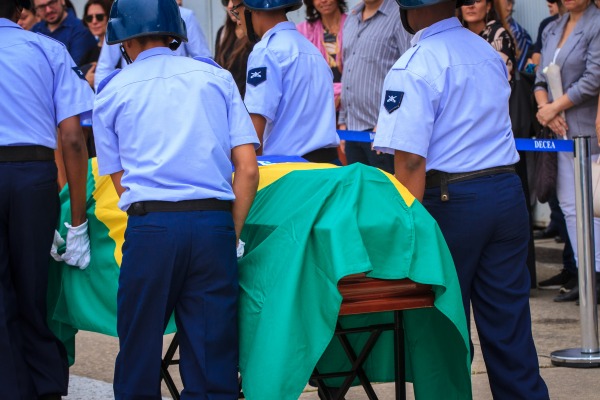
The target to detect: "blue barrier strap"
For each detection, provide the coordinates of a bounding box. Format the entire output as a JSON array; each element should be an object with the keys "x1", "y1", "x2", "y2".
[
  {"x1": 514, "y1": 138, "x2": 573, "y2": 153},
  {"x1": 337, "y1": 130, "x2": 374, "y2": 143},
  {"x1": 337, "y1": 130, "x2": 574, "y2": 153}
]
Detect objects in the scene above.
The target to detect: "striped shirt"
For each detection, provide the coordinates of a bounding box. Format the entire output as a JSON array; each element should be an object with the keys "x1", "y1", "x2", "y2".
[
  {"x1": 338, "y1": 0, "x2": 412, "y2": 130},
  {"x1": 507, "y1": 17, "x2": 532, "y2": 72}
]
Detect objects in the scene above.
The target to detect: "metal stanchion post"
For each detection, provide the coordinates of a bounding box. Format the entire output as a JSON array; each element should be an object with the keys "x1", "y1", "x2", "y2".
[{"x1": 551, "y1": 136, "x2": 600, "y2": 367}]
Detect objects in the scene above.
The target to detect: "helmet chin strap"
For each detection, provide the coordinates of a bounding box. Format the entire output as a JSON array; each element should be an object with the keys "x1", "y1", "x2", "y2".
[
  {"x1": 400, "y1": 8, "x2": 416, "y2": 35},
  {"x1": 244, "y1": 9, "x2": 261, "y2": 44},
  {"x1": 120, "y1": 44, "x2": 133, "y2": 65},
  {"x1": 169, "y1": 39, "x2": 182, "y2": 51}
]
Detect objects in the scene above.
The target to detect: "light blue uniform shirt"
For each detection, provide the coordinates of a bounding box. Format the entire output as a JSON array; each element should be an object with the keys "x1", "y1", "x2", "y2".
[
  {"x1": 93, "y1": 47, "x2": 259, "y2": 211},
  {"x1": 374, "y1": 17, "x2": 519, "y2": 173},
  {"x1": 0, "y1": 19, "x2": 93, "y2": 148},
  {"x1": 244, "y1": 21, "x2": 339, "y2": 156}
]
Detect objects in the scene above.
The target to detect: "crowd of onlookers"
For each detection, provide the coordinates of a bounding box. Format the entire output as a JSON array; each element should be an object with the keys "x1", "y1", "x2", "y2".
[
  {"x1": 221, "y1": 0, "x2": 600, "y2": 301},
  {"x1": 21, "y1": 0, "x2": 600, "y2": 296}
]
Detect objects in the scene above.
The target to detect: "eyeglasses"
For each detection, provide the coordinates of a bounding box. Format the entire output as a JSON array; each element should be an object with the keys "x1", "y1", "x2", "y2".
[
  {"x1": 229, "y1": 2, "x2": 244, "y2": 20},
  {"x1": 84, "y1": 13, "x2": 106, "y2": 23},
  {"x1": 34, "y1": 0, "x2": 59, "y2": 13}
]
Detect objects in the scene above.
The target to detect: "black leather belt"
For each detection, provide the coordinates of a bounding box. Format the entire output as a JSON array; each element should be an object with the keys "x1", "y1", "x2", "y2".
[
  {"x1": 127, "y1": 199, "x2": 232, "y2": 216},
  {"x1": 426, "y1": 165, "x2": 516, "y2": 202},
  {"x1": 302, "y1": 147, "x2": 338, "y2": 163},
  {"x1": 0, "y1": 145, "x2": 54, "y2": 162}
]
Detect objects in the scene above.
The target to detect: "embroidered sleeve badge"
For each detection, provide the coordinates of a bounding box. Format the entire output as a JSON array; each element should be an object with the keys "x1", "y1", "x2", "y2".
[
  {"x1": 72, "y1": 67, "x2": 86, "y2": 80},
  {"x1": 384, "y1": 90, "x2": 404, "y2": 114},
  {"x1": 247, "y1": 67, "x2": 267, "y2": 86}
]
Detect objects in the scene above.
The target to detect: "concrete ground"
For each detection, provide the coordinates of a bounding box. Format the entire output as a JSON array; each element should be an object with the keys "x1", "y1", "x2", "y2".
[{"x1": 66, "y1": 237, "x2": 600, "y2": 399}]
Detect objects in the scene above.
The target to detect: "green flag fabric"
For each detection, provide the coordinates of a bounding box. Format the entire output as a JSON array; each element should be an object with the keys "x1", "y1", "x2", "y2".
[
  {"x1": 48, "y1": 159, "x2": 471, "y2": 399},
  {"x1": 238, "y1": 163, "x2": 471, "y2": 399}
]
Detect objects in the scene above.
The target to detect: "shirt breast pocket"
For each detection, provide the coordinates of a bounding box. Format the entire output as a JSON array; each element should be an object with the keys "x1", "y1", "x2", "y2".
[{"x1": 359, "y1": 31, "x2": 397, "y2": 62}]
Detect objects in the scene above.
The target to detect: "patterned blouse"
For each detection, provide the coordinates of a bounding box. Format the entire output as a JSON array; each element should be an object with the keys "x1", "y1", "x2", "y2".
[{"x1": 480, "y1": 20, "x2": 517, "y2": 82}]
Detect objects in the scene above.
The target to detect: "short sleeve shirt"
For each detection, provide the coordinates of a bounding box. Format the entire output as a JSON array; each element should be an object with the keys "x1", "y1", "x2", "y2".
[
  {"x1": 93, "y1": 48, "x2": 259, "y2": 210},
  {"x1": 244, "y1": 22, "x2": 339, "y2": 156},
  {"x1": 374, "y1": 18, "x2": 519, "y2": 173},
  {"x1": 0, "y1": 19, "x2": 94, "y2": 148}
]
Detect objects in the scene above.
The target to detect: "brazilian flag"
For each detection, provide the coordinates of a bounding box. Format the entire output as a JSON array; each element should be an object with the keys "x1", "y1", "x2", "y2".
[{"x1": 48, "y1": 159, "x2": 471, "y2": 399}]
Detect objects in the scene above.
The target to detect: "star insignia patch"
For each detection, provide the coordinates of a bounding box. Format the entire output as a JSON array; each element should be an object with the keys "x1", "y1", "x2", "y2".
[
  {"x1": 247, "y1": 67, "x2": 267, "y2": 86},
  {"x1": 72, "y1": 67, "x2": 86, "y2": 80},
  {"x1": 384, "y1": 90, "x2": 404, "y2": 114}
]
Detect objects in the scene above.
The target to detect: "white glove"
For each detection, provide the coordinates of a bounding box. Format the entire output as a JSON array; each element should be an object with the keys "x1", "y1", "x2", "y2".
[
  {"x1": 61, "y1": 220, "x2": 91, "y2": 270},
  {"x1": 50, "y1": 230, "x2": 65, "y2": 262},
  {"x1": 237, "y1": 239, "x2": 245, "y2": 259}
]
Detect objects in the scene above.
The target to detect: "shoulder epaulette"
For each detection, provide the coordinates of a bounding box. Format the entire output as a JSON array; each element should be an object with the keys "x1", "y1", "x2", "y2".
[
  {"x1": 396, "y1": 45, "x2": 420, "y2": 70},
  {"x1": 192, "y1": 56, "x2": 222, "y2": 69},
  {"x1": 97, "y1": 69, "x2": 122, "y2": 94}
]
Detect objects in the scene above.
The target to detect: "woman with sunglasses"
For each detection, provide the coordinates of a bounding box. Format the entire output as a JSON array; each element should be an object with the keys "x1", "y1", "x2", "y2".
[
  {"x1": 459, "y1": 0, "x2": 517, "y2": 82},
  {"x1": 80, "y1": 0, "x2": 111, "y2": 88}
]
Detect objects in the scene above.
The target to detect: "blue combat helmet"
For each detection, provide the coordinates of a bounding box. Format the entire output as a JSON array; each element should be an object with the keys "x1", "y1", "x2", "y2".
[
  {"x1": 242, "y1": 0, "x2": 303, "y2": 12},
  {"x1": 106, "y1": 0, "x2": 188, "y2": 45}
]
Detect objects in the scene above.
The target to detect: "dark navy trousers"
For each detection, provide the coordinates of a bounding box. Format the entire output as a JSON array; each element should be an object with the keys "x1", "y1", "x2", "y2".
[
  {"x1": 345, "y1": 141, "x2": 395, "y2": 174},
  {"x1": 0, "y1": 161, "x2": 69, "y2": 399},
  {"x1": 423, "y1": 173, "x2": 549, "y2": 400},
  {"x1": 114, "y1": 210, "x2": 239, "y2": 400}
]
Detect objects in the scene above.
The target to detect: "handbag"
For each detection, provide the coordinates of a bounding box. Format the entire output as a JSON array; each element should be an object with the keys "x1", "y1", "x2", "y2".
[
  {"x1": 593, "y1": 157, "x2": 600, "y2": 218},
  {"x1": 509, "y1": 70, "x2": 536, "y2": 138},
  {"x1": 534, "y1": 128, "x2": 558, "y2": 204}
]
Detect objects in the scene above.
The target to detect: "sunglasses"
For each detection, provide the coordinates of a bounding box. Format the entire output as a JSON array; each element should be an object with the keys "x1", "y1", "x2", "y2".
[
  {"x1": 229, "y1": 2, "x2": 244, "y2": 20},
  {"x1": 34, "y1": 0, "x2": 59, "y2": 13},
  {"x1": 84, "y1": 13, "x2": 106, "y2": 23}
]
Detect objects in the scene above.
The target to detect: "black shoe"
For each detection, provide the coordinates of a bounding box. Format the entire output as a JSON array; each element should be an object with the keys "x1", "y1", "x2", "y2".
[
  {"x1": 534, "y1": 228, "x2": 559, "y2": 240},
  {"x1": 554, "y1": 286, "x2": 579, "y2": 302},
  {"x1": 559, "y1": 275, "x2": 578, "y2": 293},
  {"x1": 554, "y1": 236, "x2": 565, "y2": 243},
  {"x1": 539, "y1": 269, "x2": 575, "y2": 290}
]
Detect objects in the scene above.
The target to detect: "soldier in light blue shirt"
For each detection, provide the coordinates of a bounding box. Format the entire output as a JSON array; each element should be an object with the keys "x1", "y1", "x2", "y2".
[
  {"x1": 93, "y1": 0, "x2": 259, "y2": 398},
  {"x1": 374, "y1": 1, "x2": 549, "y2": 399},
  {"x1": 234, "y1": 0, "x2": 340, "y2": 163},
  {"x1": 0, "y1": 1, "x2": 92, "y2": 398}
]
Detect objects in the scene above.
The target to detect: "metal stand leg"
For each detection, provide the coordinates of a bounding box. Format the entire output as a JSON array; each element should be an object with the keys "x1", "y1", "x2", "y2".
[
  {"x1": 160, "y1": 333, "x2": 181, "y2": 399},
  {"x1": 393, "y1": 311, "x2": 406, "y2": 400},
  {"x1": 551, "y1": 136, "x2": 600, "y2": 367}
]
